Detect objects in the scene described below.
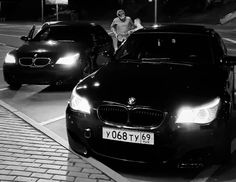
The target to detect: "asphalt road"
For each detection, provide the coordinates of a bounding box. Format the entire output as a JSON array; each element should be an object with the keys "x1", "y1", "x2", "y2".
[{"x1": 1, "y1": 22, "x2": 236, "y2": 182}]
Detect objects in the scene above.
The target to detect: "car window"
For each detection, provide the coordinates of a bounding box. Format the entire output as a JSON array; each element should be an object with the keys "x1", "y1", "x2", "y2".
[
  {"x1": 92, "y1": 25, "x2": 111, "y2": 45},
  {"x1": 33, "y1": 25, "x2": 93, "y2": 44},
  {"x1": 115, "y1": 33, "x2": 214, "y2": 65}
]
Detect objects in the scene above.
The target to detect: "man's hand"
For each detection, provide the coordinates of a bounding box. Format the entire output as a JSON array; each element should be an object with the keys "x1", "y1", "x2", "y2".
[{"x1": 128, "y1": 30, "x2": 134, "y2": 35}]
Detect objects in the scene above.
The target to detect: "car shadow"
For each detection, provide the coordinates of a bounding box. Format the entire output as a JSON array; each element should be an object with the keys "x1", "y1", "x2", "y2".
[
  {"x1": 206, "y1": 109, "x2": 236, "y2": 181},
  {"x1": 206, "y1": 151, "x2": 236, "y2": 181},
  {"x1": 39, "y1": 84, "x2": 75, "y2": 93},
  {"x1": 94, "y1": 156, "x2": 203, "y2": 181}
]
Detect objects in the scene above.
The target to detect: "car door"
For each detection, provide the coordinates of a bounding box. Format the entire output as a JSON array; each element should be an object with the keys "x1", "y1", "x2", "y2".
[{"x1": 92, "y1": 26, "x2": 114, "y2": 67}]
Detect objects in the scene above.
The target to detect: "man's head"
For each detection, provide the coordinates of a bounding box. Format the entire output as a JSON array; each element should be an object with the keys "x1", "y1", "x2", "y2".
[{"x1": 117, "y1": 9, "x2": 126, "y2": 21}]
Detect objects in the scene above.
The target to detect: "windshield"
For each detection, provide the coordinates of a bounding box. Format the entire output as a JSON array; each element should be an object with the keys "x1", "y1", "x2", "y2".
[
  {"x1": 114, "y1": 33, "x2": 214, "y2": 65},
  {"x1": 32, "y1": 25, "x2": 92, "y2": 43}
]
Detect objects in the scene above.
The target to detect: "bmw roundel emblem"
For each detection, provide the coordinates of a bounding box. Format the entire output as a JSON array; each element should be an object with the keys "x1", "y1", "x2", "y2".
[{"x1": 128, "y1": 97, "x2": 136, "y2": 105}]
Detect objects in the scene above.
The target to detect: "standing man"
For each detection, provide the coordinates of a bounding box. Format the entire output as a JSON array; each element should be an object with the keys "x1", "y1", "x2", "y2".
[{"x1": 110, "y1": 9, "x2": 135, "y2": 49}]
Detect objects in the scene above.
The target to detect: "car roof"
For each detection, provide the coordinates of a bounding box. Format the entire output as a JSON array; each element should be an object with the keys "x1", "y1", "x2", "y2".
[
  {"x1": 43, "y1": 21, "x2": 101, "y2": 29},
  {"x1": 135, "y1": 23, "x2": 216, "y2": 36}
]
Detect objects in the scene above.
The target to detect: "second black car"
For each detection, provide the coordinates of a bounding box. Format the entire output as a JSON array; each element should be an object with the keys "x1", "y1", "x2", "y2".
[{"x1": 3, "y1": 21, "x2": 114, "y2": 89}]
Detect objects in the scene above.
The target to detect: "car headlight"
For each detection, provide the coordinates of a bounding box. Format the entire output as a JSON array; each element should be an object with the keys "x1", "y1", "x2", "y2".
[
  {"x1": 5, "y1": 53, "x2": 16, "y2": 64},
  {"x1": 56, "y1": 53, "x2": 79, "y2": 66},
  {"x1": 176, "y1": 97, "x2": 220, "y2": 124},
  {"x1": 69, "y1": 87, "x2": 91, "y2": 114}
]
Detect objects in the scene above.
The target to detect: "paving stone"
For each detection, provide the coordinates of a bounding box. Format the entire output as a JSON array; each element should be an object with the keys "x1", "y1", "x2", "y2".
[
  {"x1": 82, "y1": 168, "x2": 103, "y2": 174},
  {"x1": 0, "y1": 175, "x2": 16, "y2": 181},
  {"x1": 10, "y1": 170, "x2": 32, "y2": 176},
  {"x1": 52, "y1": 175, "x2": 75, "y2": 181},
  {"x1": 41, "y1": 164, "x2": 61, "y2": 170},
  {"x1": 0, "y1": 103, "x2": 125, "y2": 182},
  {"x1": 75, "y1": 177, "x2": 97, "y2": 182},
  {"x1": 25, "y1": 167, "x2": 47, "y2": 173},
  {"x1": 6, "y1": 166, "x2": 26, "y2": 171},
  {"x1": 14, "y1": 176, "x2": 38, "y2": 182},
  {"x1": 0, "y1": 169, "x2": 11, "y2": 175},
  {"x1": 31, "y1": 172, "x2": 53, "y2": 179},
  {"x1": 68, "y1": 171, "x2": 89, "y2": 178},
  {"x1": 89, "y1": 174, "x2": 110, "y2": 180}
]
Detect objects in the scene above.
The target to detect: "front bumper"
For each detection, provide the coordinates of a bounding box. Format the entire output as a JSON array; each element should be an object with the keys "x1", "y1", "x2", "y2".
[
  {"x1": 66, "y1": 105, "x2": 224, "y2": 164},
  {"x1": 3, "y1": 64, "x2": 82, "y2": 85}
]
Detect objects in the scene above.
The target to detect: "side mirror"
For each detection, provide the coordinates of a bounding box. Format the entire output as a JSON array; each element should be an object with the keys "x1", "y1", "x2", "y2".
[
  {"x1": 20, "y1": 36, "x2": 30, "y2": 41},
  {"x1": 20, "y1": 24, "x2": 36, "y2": 42},
  {"x1": 27, "y1": 25, "x2": 36, "y2": 39}
]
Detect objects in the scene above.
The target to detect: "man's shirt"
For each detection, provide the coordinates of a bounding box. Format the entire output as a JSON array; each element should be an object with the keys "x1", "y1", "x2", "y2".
[{"x1": 111, "y1": 16, "x2": 134, "y2": 35}]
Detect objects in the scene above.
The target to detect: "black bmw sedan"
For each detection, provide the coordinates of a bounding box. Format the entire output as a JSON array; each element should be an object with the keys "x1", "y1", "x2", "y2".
[
  {"x1": 3, "y1": 21, "x2": 114, "y2": 90},
  {"x1": 66, "y1": 24, "x2": 236, "y2": 166}
]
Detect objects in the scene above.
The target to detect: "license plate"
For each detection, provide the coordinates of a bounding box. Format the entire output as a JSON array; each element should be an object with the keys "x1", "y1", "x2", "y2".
[{"x1": 102, "y1": 127, "x2": 154, "y2": 145}]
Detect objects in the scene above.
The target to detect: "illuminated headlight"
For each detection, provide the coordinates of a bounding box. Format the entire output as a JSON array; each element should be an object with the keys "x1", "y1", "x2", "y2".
[
  {"x1": 176, "y1": 97, "x2": 220, "y2": 124},
  {"x1": 56, "y1": 53, "x2": 79, "y2": 65},
  {"x1": 69, "y1": 87, "x2": 91, "y2": 114},
  {"x1": 4, "y1": 53, "x2": 16, "y2": 64}
]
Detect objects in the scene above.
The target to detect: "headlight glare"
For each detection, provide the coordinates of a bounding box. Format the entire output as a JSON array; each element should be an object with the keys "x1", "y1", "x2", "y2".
[
  {"x1": 69, "y1": 88, "x2": 91, "y2": 114},
  {"x1": 5, "y1": 53, "x2": 16, "y2": 64},
  {"x1": 56, "y1": 53, "x2": 79, "y2": 65},
  {"x1": 176, "y1": 97, "x2": 220, "y2": 124}
]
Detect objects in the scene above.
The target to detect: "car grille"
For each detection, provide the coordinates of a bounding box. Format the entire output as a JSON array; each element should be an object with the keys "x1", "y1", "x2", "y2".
[
  {"x1": 19, "y1": 57, "x2": 51, "y2": 67},
  {"x1": 97, "y1": 105, "x2": 165, "y2": 127}
]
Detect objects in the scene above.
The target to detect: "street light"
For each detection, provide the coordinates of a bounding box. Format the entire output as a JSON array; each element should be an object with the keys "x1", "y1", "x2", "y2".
[
  {"x1": 149, "y1": 0, "x2": 158, "y2": 27},
  {"x1": 154, "y1": 0, "x2": 158, "y2": 26},
  {"x1": 41, "y1": 0, "x2": 44, "y2": 22}
]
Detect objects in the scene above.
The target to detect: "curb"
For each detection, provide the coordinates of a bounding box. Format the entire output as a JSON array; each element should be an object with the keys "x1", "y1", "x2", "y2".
[{"x1": 0, "y1": 100, "x2": 129, "y2": 182}]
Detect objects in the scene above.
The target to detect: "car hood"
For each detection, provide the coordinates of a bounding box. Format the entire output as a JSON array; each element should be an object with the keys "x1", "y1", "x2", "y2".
[
  {"x1": 16, "y1": 40, "x2": 84, "y2": 59},
  {"x1": 77, "y1": 62, "x2": 228, "y2": 112}
]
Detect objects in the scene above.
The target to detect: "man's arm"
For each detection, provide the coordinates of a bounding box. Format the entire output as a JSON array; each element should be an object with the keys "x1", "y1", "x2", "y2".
[
  {"x1": 127, "y1": 17, "x2": 136, "y2": 34},
  {"x1": 128, "y1": 17, "x2": 135, "y2": 30},
  {"x1": 110, "y1": 20, "x2": 118, "y2": 38}
]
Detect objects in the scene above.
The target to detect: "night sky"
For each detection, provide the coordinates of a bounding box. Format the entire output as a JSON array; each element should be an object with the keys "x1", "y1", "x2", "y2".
[
  {"x1": 0, "y1": 0, "x2": 160, "y2": 22},
  {"x1": 0, "y1": 0, "x2": 212, "y2": 22}
]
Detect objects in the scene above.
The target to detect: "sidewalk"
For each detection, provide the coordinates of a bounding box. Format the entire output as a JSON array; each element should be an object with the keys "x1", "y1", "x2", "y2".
[{"x1": 0, "y1": 100, "x2": 128, "y2": 182}]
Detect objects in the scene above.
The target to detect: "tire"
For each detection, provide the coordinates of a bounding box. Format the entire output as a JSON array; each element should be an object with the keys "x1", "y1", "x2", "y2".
[{"x1": 9, "y1": 83, "x2": 21, "y2": 90}]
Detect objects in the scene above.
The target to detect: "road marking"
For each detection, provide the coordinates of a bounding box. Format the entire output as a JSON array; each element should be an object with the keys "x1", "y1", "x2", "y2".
[
  {"x1": 0, "y1": 33, "x2": 20, "y2": 38},
  {"x1": 40, "y1": 115, "x2": 65, "y2": 126},
  {"x1": 0, "y1": 88, "x2": 8, "y2": 91},
  {"x1": 223, "y1": 38, "x2": 236, "y2": 44},
  {"x1": 190, "y1": 165, "x2": 219, "y2": 182}
]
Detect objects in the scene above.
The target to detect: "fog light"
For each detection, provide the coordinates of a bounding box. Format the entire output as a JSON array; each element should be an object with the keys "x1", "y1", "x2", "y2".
[{"x1": 84, "y1": 128, "x2": 92, "y2": 139}]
